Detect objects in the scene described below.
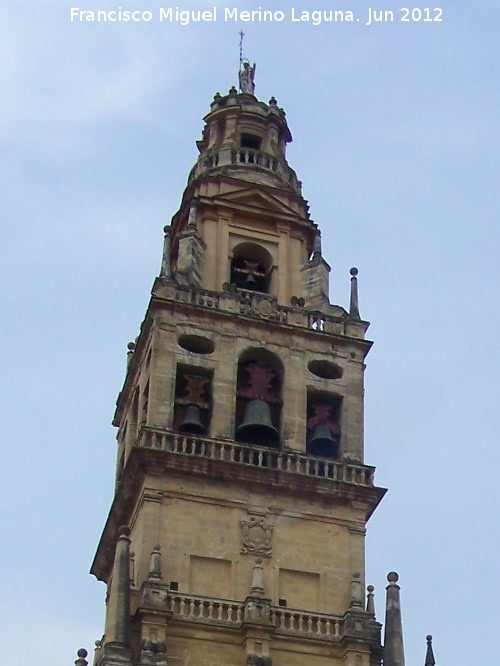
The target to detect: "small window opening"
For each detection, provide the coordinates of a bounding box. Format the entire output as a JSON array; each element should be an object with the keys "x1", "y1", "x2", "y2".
[
  {"x1": 278, "y1": 598, "x2": 287, "y2": 607},
  {"x1": 169, "y1": 581, "x2": 179, "y2": 591},
  {"x1": 241, "y1": 133, "x2": 261, "y2": 150}
]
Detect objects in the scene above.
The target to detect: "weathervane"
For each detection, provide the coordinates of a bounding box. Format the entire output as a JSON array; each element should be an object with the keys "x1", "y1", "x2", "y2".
[{"x1": 238, "y1": 30, "x2": 256, "y2": 94}]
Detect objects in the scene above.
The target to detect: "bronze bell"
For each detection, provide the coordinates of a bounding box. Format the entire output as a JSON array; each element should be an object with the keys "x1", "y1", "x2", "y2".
[
  {"x1": 244, "y1": 272, "x2": 258, "y2": 290},
  {"x1": 178, "y1": 404, "x2": 205, "y2": 434},
  {"x1": 236, "y1": 399, "x2": 279, "y2": 446},
  {"x1": 308, "y1": 423, "x2": 340, "y2": 458}
]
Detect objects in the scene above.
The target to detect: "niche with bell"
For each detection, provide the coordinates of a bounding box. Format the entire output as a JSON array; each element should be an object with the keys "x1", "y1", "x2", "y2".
[
  {"x1": 306, "y1": 391, "x2": 342, "y2": 459},
  {"x1": 173, "y1": 365, "x2": 213, "y2": 436},
  {"x1": 230, "y1": 242, "x2": 273, "y2": 294},
  {"x1": 235, "y1": 351, "x2": 283, "y2": 448}
]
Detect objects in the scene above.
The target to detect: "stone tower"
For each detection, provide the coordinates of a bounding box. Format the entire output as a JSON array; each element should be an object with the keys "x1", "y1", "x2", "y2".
[{"x1": 87, "y1": 69, "x2": 400, "y2": 666}]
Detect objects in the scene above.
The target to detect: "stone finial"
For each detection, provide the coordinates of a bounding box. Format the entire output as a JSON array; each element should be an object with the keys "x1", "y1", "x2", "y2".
[
  {"x1": 75, "y1": 649, "x2": 88, "y2": 666},
  {"x1": 366, "y1": 584, "x2": 376, "y2": 616},
  {"x1": 93, "y1": 640, "x2": 103, "y2": 666},
  {"x1": 424, "y1": 635, "x2": 436, "y2": 666},
  {"x1": 160, "y1": 225, "x2": 172, "y2": 278},
  {"x1": 148, "y1": 544, "x2": 162, "y2": 581},
  {"x1": 349, "y1": 267, "x2": 361, "y2": 320},
  {"x1": 349, "y1": 572, "x2": 363, "y2": 608},
  {"x1": 313, "y1": 231, "x2": 322, "y2": 258},
  {"x1": 126, "y1": 342, "x2": 135, "y2": 369},
  {"x1": 269, "y1": 96, "x2": 278, "y2": 106},
  {"x1": 129, "y1": 551, "x2": 135, "y2": 584},
  {"x1": 187, "y1": 204, "x2": 197, "y2": 228},
  {"x1": 383, "y1": 572, "x2": 405, "y2": 666},
  {"x1": 250, "y1": 557, "x2": 265, "y2": 598}
]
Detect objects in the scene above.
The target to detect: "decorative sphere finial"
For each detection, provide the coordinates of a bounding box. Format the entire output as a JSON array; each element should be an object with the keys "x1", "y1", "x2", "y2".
[
  {"x1": 350, "y1": 267, "x2": 358, "y2": 277},
  {"x1": 387, "y1": 571, "x2": 399, "y2": 583}
]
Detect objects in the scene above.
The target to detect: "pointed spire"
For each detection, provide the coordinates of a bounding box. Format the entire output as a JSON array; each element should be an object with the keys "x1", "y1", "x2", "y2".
[
  {"x1": 148, "y1": 544, "x2": 162, "y2": 581},
  {"x1": 349, "y1": 267, "x2": 361, "y2": 320},
  {"x1": 250, "y1": 557, "x2": 265, "y2": 598},
  {"x1": 424, "y1": 635, "x2": 436, "y2": 666},
  {"x1": 383, "y1": 572, "x2": 405, "y2": 666},
  {"x1": 74, "y1": 649, "x2": 88, "y2": 666},
  {"x1": 366, "y1": 584, "x2": 376, "y2": 616},
  {"x1": 160, "y1": 225, "x2": 172, "y2": 278},
  {"x1": 104, "y1": 525, "x2": 131, "y2": 647},
  {"x1": 349, "y1": 571, "x2": 363, "y2": 609}
]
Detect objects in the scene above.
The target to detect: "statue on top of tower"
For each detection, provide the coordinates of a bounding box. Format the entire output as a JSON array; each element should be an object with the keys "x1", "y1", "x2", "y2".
[{"x1": 239, "y1": 60, "x2": 256, "y2": 94}]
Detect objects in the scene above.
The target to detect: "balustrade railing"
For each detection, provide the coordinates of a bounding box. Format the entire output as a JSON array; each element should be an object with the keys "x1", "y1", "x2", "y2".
[
  {"x1": 233, "y1": 148, "x2": 277, "y2": 172},
  {"x1": 168, "y1": 592, "x2": 243, "y2": 625},
  {"x1": 175, "y1": 285, "x2": 220, "y2": 309},
  {"x1": 271, "y1": 607, "x2": 343, "y2": 638},
  {"x1": 170, "y1": 283, "x2": 346, "y2": 333},
  {"x1": 139, "y1": 428, "x2": 375, "y2": 487},
  {"x1": 165, "y1": 592, "x2": 344, "y2": 640}
]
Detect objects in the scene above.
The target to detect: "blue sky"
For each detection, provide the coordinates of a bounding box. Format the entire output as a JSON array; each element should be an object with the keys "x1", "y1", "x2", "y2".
[{"x1": 2, "y1": 1, "x2": 499, "y2": 664}]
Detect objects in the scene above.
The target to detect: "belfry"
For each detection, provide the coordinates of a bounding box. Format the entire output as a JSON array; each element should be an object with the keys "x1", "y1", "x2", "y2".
[{"x1": 80, "y1": 65, "x2": 425, "y2": 666}]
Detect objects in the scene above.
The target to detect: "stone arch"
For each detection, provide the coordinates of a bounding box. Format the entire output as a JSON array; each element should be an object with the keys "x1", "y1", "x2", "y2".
[
  {"x1": 235, "y1": 347, "x2": 284, "y2": 447},
  {"x1": 230, "y1": 242, "x2": 274, "y2": 293}
]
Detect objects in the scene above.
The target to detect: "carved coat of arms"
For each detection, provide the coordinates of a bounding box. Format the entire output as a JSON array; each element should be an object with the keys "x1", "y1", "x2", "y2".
[{"x1": 240, "y1": 514, "x2": 273, "y2": 556}]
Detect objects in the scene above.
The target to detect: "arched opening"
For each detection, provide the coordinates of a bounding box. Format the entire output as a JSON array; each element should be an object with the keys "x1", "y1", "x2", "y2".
[
  {"x1": 240, "y1": 133, "x2": 262, "y2": 151},
  {"x1": 235, "y1": 349, "x2": 283, "y2": 447},
  {"x1": 173, "y1": 365, "x2": 213, "y2": 436},
  {"x1": 306, "y1": 390, "x2": 342, "y2": 459},
  {"x1": 230, "y1": 242, "x2": 273, "y2": 293}
]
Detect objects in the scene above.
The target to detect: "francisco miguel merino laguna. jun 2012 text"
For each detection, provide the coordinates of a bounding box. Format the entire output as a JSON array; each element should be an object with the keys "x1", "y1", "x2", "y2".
[{"x1": 69, "y1": 7, "x2": 444, "y2": 25}]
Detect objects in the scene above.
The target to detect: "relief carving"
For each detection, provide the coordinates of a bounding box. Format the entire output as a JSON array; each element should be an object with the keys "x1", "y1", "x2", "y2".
[{"x1": 240, "y1": 513, "x2": 273, "y2": 557}]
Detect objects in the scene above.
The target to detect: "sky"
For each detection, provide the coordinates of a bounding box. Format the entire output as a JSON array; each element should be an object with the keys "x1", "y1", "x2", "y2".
[{"x1": 1, "y1": 1, "x2": 499, "y2": 664}]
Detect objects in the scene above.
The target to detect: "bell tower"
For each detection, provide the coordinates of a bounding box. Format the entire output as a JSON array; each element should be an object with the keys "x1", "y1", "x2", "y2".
[{"x1": 89, "y1": 68, "x2": 392, "y2": 666}]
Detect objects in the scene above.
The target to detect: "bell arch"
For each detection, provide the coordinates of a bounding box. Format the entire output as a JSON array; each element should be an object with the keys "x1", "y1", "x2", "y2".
[
  {"x1": 230, "y1": 241, "x2": 274, "y2": 293},
  {"x1": 235, "y1": 348, "x2": 283, "y2": 447},
  {"x1": 306, "y1": 389, "x2": 343, "y2": 459},
  {"x1": 173, "y1": 364, "x2": 213, "y2": 436}
]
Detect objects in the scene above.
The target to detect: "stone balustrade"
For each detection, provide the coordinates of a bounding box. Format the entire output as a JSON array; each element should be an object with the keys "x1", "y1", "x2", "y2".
[
  {"x1": 139, "y1": 427, "x2": 375, "y2": 487},
  {"x1": 186, "y1": 146, "x2": 300, "y2": 194},
  {"x1": 271, "y1": 607, "x2": 343, "y2": 639},
  {"x1": 172, "y1": 283, "x2": 348, "y2": 334},
  {"x1": 164, "y1": 592, "x2": 344, "y2": 641},
  {"x1": 175, "y1": 284, "x2": 221, "y2": 309},
  {"x1": 233, "y1": 147, "x2": 276, "y2": 171},
  {"x1": 168, "y1": 592, "x2": 243, "y2": 625}
]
